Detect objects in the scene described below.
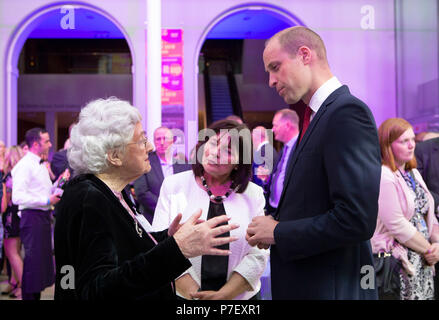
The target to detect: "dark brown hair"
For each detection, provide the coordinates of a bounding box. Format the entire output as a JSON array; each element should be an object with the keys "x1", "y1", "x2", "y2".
[
  {"x1": 25, "y1": 127, "x2": 47, "y2": 148},
  {"x1": 192, "y1": 119, "x2": 252, "y2": 193}
]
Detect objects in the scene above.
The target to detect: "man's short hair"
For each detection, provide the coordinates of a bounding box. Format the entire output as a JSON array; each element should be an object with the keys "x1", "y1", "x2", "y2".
[
  {"x1": 268, "y1": 26, "x2": 327, "y2": 62},
  {"x1": 275, "y1": 109, "x2": 299, "y2": 127},
  {"x1": 25, "y1": 128, "x2": 47, "y2": 148}
]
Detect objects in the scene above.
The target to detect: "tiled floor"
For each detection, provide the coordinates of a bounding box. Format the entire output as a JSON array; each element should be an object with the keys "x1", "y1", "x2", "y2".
[{"x1": 0, "y1": 273, "x2": 54, "y2": 300}]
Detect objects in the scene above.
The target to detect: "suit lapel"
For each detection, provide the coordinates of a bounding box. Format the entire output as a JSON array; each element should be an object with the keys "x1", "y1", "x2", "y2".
[{"x1": 274, "y1": 85, "x2": 349, "y2": 219}]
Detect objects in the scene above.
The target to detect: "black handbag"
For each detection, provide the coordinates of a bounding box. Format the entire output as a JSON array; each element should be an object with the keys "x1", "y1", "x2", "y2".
[{"x1": 373, "y1": 252, "x2": 402, "y2": 300}]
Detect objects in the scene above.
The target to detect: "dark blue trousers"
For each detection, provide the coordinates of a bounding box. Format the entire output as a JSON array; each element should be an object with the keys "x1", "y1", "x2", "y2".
[{"x1": 20, "y1": 209, "x2": 55, "y2": 300}]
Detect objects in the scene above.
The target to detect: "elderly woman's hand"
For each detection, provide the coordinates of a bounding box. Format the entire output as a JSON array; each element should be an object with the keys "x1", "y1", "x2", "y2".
[
  {"x1": 173, "y1": 209, "x2": 239, "y2": 258},
  {"x1": 168, "y1": 213, "x2": 205, "y2": 237},
  {"x1": 168, "y1": 213, "x2": 183, "y2": 236}
]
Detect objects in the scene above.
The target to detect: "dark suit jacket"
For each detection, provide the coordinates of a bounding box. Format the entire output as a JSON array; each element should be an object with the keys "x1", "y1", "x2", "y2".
[
  {"x1": 54, "y1": 174, "x2": 191, "y2": 300},
  {"x1": 51, "y1": 149, "x2": 73, "y2": 180},
  {"x1": 415, "y1": 137, "x2": 439, "y2": 211},
  {"x1": 133, "y1": 152, "x2": 191, "y2": 220},
  {"x1": 271, "y1": 85, "x2": 381, "y2": 299}
]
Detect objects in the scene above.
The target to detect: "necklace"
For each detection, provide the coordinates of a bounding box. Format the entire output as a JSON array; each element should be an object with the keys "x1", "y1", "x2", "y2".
[
  {"x1": 200, "y1": 175, "x2": 240, "y2": 203},
  {"x1": 113, "y1": 190, "x2": 143, "y2": 238},
  {"x1": 134, "y1": 220, "x2": 143, "y2": 238}
]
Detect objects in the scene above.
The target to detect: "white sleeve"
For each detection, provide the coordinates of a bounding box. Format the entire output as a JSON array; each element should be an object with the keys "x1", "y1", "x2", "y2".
[
  {"x1": 176, "y1": 263, "x2": 200, "y2": 286},
  {"x1": 232, "y1": 186, "x2": 269, "y2": 290},
  {"x1": 155, "y1": 176, "x2": 200, "y2": 285},
  {"x1": 12, "y1": 164, "x2": 48, "y2": 208},
  {"x1": 152, "y1": 177, "x2": 172, "y2": 232},
  {"x1": 233, "y1": 246, "x2": 269, "y2": 290}
]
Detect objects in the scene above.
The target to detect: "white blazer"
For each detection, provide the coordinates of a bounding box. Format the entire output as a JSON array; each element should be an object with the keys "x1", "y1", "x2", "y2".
[{"x1": 152, "y1": 170, "x2": 269, "y2": 300}]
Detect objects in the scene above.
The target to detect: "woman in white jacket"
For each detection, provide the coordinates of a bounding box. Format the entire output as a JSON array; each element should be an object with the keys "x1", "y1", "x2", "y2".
[{"x1": 153, "y1": 119, "x2": 269, "y2": 300}]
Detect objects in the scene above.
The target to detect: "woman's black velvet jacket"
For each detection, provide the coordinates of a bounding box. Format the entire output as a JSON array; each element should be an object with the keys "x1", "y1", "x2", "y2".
[{"x1": 54, "y1": 174, "x2": 191, "y2": 300}]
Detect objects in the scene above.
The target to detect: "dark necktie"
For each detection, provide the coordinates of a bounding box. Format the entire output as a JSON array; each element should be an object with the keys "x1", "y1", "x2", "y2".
[
  {"x1": 200, "y1": 202, "x2": 229, "y2": 291},
  {"x1": 299, "y1": 105, "x2": 312, "y2": 143}
]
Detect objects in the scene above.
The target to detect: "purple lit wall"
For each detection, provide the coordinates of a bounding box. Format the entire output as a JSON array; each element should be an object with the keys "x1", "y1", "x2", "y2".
[
  {"x1": 395, "y1": 0, "x2": 439, "y2": 131},
  {"x1": 27, "y1": 8, "x2": 125, "y2": 39},
  {"x1": 1, "y1": 0, "x2": 437, "y2": 148}
]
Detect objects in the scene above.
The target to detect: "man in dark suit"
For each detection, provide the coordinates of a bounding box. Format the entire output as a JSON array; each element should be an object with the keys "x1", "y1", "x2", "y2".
[
  {"x1": 133, "y1": 126, "x2": 190, "y2": 223},
  {"x1": 51, "y1": 123, "x2": 74, "y2": 180},
  {"x1": 246, "y1": 26, "x2": 381, "y2": 299},
  {"x1": 415, "y1": 136, "x2": 439, "y2": 299},
  {"x1": 265, "y1": 109, "x2": 299, "y2": 216},
  {"x1": 51, "y1": 149, "x2": 70, "y2": 180},
  {"x1": 415, "y1": 136, "x2": 439, "y2": 213}
]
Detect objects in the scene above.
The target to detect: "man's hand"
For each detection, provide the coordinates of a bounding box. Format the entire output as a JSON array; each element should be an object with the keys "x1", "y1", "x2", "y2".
[
  {"x1": 49, "y1": 194, "x2": 61, "y2": 205},
  {"x1": 246, "y1": 215, "x2": 278, "y2": 249},
  {"x1": 173, "y1": 209, "x2": 239, "y2": 258},
  {"x1": 256, "y1": 166, "x2": 270, "y2": 183}
]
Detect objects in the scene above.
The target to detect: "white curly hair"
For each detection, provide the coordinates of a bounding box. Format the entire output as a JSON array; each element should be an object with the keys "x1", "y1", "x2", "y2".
[{"x1": 68, "y1": 97, "x2": 141, "y2": 175}]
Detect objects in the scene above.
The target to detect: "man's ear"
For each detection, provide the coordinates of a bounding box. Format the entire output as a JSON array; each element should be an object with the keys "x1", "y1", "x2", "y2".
[
  {"x1": 298, "y1": 46, "x2": 312, "y2": 65},
  {"x1": 106, "y1": 149, "x2": 123, "y2": 167}
]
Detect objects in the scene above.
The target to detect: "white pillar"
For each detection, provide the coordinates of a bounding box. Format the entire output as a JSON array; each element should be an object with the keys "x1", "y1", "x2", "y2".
[
  {"x1": 45, "y1": 111, "x2": 57, "y2": 154},
  {"x1": 6, "y1": 65, "x2": 19, "y2": 147},
  {"x1": 146, "y1": 0, "x2": 162, "y2": 141}
]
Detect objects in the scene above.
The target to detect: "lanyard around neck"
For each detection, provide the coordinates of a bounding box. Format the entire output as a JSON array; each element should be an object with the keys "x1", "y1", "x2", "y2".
[{"x1": 399, "y1": 169, "x2": 416, "y2": 192}]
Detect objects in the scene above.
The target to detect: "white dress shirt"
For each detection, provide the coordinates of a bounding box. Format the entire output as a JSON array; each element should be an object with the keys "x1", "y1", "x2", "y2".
[
  {"x1": 308, "y1": 76, "x2": 342, "y2": 121},
  {"x1": 159, "y1": 158, "x2": 174, "y2": 179},
  {"x1": 11, "y1": 152, "x2": 54, "y2": 211},
  {"x1": 152, "y1": 170, "x2": 269, "y2": 300}
]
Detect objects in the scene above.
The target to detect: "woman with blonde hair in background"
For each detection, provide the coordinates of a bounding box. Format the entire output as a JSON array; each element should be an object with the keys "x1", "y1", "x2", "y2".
[
  {"x1": 1, "y1": 146, "x2": 24, "y2": 299},
  {"x1": 372, "y1": 118, "x2": 439, "y2": 299}
]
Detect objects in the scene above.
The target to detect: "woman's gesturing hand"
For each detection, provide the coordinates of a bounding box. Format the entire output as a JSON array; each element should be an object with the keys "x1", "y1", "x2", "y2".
[{"x1": 173, "y1": 209, "x2": 239, "y2": 258}]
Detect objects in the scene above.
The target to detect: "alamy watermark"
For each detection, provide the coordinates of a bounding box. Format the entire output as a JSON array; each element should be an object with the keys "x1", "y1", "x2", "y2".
[
  {"x1": 60, "y1": 5, "x2": 75, "y2": 30},
  {"x1": 360, "y1": 5, "x2": 375, "y2": 30},
  {"x1": 60, "y1": 265, "x2": 75, "y2": 290},
  {"x1": 360, "y1": 265, "x2": 375, "y2": 290}
]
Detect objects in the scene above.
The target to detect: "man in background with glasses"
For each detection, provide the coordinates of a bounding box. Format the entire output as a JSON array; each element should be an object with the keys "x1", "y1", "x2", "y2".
[{"x1": 133, "y1": 127, "x2": 190, "y2": 223}]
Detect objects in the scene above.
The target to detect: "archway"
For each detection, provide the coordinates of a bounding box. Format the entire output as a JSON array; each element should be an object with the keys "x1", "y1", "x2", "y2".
[
  {"x1": 193, "y1": 3, "x2": 304, "y2": 131},
  {"x1": 4, "y1": 2, "x2": 135, "y2": 148}
]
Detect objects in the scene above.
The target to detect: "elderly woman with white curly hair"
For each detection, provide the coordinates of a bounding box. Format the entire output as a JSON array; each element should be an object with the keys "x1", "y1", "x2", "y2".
[{"x1": 54, "y1": 97, "x2": 239, "y2": 300}]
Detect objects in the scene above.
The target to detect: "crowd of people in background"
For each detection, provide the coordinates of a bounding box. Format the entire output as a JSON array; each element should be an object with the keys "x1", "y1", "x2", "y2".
[{"x1": 1, "y1": 114, "x2": 439, "y2": 300}]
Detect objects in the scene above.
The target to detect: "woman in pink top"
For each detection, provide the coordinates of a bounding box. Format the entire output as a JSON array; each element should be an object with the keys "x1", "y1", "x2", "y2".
[{"x1": 372, "y1": 118, "x2": 439, "y2": 299}]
